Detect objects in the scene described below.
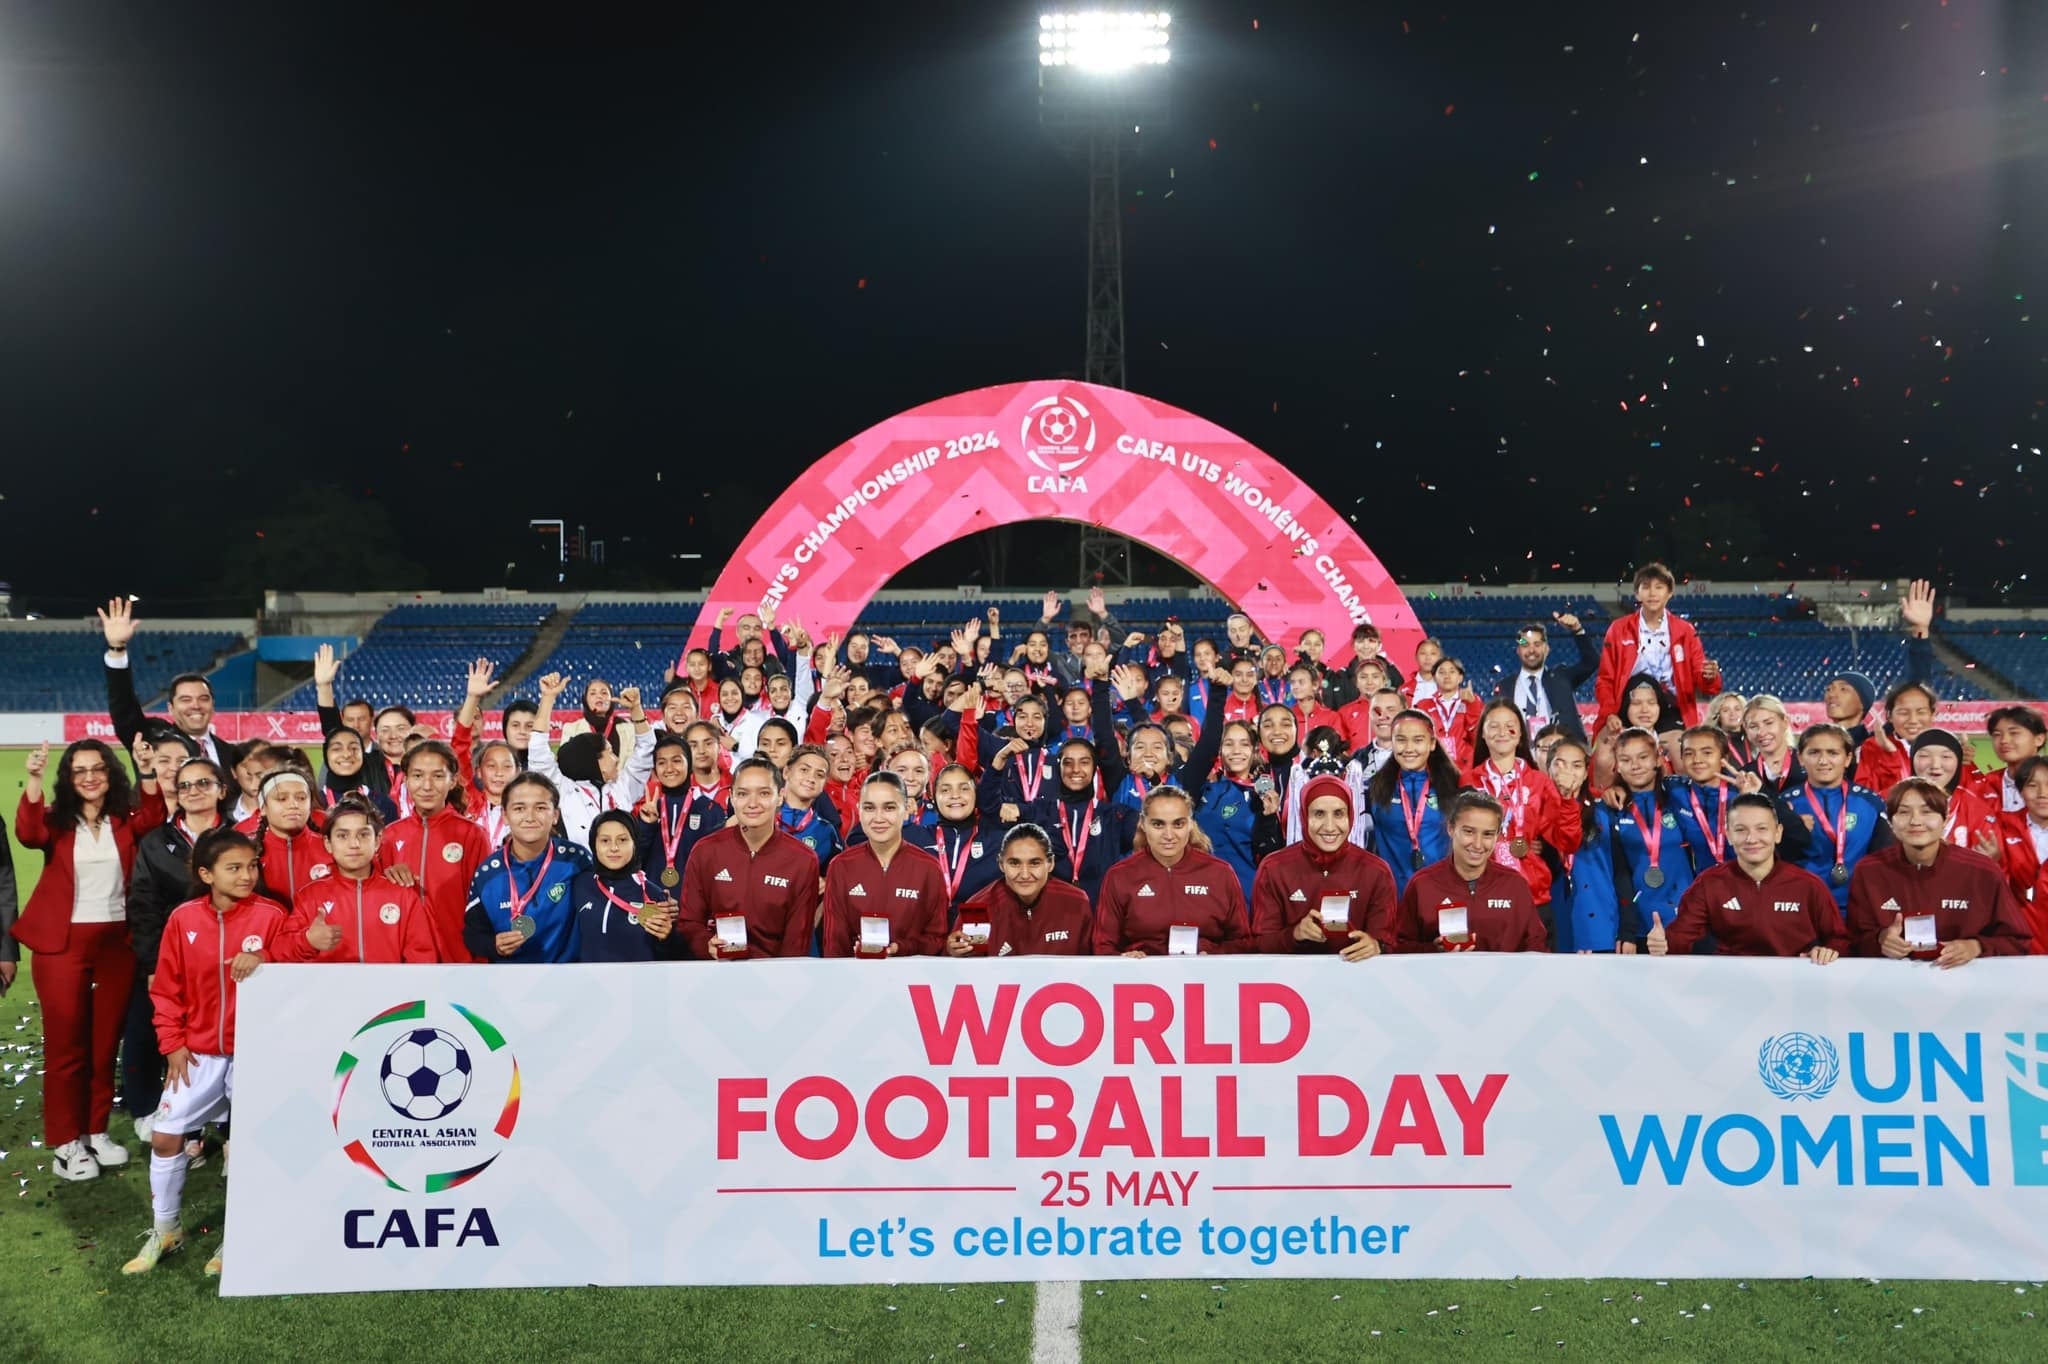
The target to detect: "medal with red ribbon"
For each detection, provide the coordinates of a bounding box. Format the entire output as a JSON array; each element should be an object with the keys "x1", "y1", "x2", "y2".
[
  {"x1": 1806, "y1": 785, "x2": 1852, "y2": 885},
  {"x1": 505, "y1": 840, "x2": 555, "y2": 938},
  {"x1": 1016, "y1": 747, "x2": 1047, "y2": 803},
  {"x1": 1398, "y1": 772, "x2": 1430, "y2": 871},
  {"x1": 594, "y1": 871, "x2": 660, "y2": 925},
  {"x1": 1633, "y1": 792, "x2": 1668, "y2": 889},
  {"x1": 1484, "y1": 759, "x2": 1528, "y2": 858}
]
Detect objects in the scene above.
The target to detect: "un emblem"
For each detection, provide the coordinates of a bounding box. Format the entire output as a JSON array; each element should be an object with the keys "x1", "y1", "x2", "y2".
[{"x1": 1758, "y1": 1032, "x2": 1840, "y2": 1101}]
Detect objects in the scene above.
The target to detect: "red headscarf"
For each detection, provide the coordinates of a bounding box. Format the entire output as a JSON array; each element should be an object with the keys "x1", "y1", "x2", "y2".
[{"x1": 1298, "y1": 774, "x2": 1354, "y2": 870}]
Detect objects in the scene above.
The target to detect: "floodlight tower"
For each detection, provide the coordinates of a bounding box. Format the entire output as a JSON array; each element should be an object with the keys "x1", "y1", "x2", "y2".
[{"x1": 1037, "y1": 10, "x2": 1171, "y2": 585}]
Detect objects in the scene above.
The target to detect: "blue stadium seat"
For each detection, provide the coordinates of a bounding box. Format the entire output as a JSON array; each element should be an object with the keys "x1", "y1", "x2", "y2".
[{"x1": 0, "y1": 629, "x2": 244, "y2": 712}]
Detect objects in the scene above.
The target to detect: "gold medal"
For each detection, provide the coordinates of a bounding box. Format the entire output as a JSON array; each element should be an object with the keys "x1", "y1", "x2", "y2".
[
  {"x1": 1509, "y1": 838, "x2": 1528, "y2": 858},
  {"x1": 661, "y1": 866, "x2": 681, "y2": 888}
]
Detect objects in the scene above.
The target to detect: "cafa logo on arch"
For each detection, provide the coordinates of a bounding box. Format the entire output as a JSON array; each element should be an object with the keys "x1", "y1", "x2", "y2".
[{"x1": 1022, "y1": 394, "x2": 1096, "y2": 493}]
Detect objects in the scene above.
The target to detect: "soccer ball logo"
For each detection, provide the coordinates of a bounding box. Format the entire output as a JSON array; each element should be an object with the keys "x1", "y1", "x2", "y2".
[
  {"x1": 1020, "y1": 393, "x2": 1096, "y2": 474},
  {"x1": 1037, "y1": 407, "x2": 1078, "y2": 445},
  {"x1": 1757, "y1": 1032, "x2": 1840, "y2": 1101},
  {"x1": 380, "y1": 1027, "x2": 473, "y2": 1121}
]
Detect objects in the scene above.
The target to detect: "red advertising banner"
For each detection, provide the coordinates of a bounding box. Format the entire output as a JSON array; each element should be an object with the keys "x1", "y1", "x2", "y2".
[
  {"x1": 689, "y1": 381, "x2": 1425, "y2": 669},
  {"x1": 60, "y1": 711, "x2": 585, "y2": 744}
]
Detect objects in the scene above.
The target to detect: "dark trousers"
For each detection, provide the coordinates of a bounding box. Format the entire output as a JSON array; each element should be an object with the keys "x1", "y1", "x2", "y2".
[{"x1": 121, "y1": 968, "x2": 163, "y2": 1119}]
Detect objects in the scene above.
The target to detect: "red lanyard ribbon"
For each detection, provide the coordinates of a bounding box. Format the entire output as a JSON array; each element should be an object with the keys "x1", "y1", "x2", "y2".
[
  {"x1": 1807, "y1": 785, "x2": 1850, "y2": 868},
  {"x1": 1017, "y1": 748, "x2": 1047, "y2": 803},
  {"x1": 1687, "y1": 782, "x2": 1729, "y2": 861},
  {"x1": 594, "y1": 872, "x2": 653, "y2": 918},
  {"x1": 1483, "y1": 760, "x2": 1526, "y2": 831},
  {"x1": 940, "y1": 825, "x2": 975, "y2": 901},
  {"x1": 1060, "y1": 799, "x2": 1096, "y2": 871},
  {"x1": 1398, "y1": 774, "x2": 1429, "y2": 851},
  {"x1": 1633, "y1": 793, "x2": 1665, "y2": 873},
  {"x1": 506, "y1": 842, "x2": 555, "y2": 922}
]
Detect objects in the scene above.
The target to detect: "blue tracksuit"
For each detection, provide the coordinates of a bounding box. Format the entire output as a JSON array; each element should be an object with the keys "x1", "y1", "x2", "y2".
[
  {"x1": 1370, "y1": 769, "x2": 1451, "y2": 899},
  {"x1": 1612, "y1": 790, "x2": 1692, "y2": 936},
  {"x1": 572, "y1": 868, "x2": 682, "y2": 963},
  {"x1": 1047, "y1": 796, "x2": 1135, "y2": 906},
  {"x1": 909, "y1": 818, "x2": 1003, "y2": 911},
  {"x1": 1195, "y1": 775, "x2": 1264, "y2": 902},
  {"x1": 1668, "y1": 777, "x2": 1736, "y2": 871},
  {"x1": 779, "y1": 802, "x2": 843, "y2": 874},
  {"x1": 1782, "y1": 782, "x2": 1893, "y2": 908},
  {"x1": 1555, "y1": 803, "x2": 1620, "y2": 952},
  {"x1": 464, "y1": 837, "x2": 592, "y2": 964}
]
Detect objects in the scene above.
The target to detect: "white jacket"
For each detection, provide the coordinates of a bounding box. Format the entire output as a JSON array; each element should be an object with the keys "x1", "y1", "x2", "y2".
[{"x1": 526, "y1": 725, "x2": 655, "y2": 850}]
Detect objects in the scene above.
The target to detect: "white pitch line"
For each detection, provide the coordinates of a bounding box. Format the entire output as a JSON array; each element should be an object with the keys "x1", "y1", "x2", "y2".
[{"x1": 1030, "y1": 1278, "x2": 1083, "y2": 1364}]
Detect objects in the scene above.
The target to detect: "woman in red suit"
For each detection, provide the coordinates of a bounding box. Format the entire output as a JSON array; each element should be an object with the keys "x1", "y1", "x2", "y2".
[{"x1": 14, "y1": 739, "x2": 165, "y2": 1181}]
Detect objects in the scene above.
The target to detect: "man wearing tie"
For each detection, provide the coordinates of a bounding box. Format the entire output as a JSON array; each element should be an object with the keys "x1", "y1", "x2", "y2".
[{"x1": 1494, "y1": 614, "x2": 1597, "y2": 744}]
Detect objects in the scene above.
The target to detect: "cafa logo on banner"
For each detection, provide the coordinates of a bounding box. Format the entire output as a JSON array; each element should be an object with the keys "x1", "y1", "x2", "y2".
[
  {"x1": 332, "y1": 999, "x2": 522, "y2": 1194},
  {"x1": 1022, "y1": 393, "x2": 1096, "y2": 493}
]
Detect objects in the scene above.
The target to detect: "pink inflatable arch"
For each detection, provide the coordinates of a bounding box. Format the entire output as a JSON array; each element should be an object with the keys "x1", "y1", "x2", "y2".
[{"x1": 693, "y1": 381, "x2": 1421, "y2": 669}]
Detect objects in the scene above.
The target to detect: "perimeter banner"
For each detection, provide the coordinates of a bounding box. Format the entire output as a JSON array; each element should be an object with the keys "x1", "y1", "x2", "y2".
[{"x1": 222, "y1": 957, "x2": 2048, "y2": 1295}]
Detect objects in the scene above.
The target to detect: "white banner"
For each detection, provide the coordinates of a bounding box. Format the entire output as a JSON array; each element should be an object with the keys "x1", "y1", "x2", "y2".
[{"x1": 222, "y1": 957, "x2": 2048, "y2": 1295}]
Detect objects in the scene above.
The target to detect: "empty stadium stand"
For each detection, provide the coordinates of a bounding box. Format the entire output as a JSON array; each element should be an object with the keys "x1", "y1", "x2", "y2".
[
  {"x1": 271, "y1": 602, "x2": 555, "y2": 711},
  {"x1": 0, "y1": 627, "x2": 244, "y2": 712}
]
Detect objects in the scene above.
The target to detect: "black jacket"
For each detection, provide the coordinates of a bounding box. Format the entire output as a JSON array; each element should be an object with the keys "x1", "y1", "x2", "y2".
[
  {"x1": 1491, "y1": 630, "x2": 1599, "y2": 742},
  {"x1": 128, "y1": 819, "x2": 203, "y2": 975}
]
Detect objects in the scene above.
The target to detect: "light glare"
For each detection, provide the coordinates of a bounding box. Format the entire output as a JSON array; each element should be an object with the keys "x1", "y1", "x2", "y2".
[{"x1": 1037, "y1": 10, "x2": 1173, "y2": 72}]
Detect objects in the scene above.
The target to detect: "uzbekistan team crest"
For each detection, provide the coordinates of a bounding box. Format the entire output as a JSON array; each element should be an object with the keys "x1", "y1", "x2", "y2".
[{"x1": 332, "y1": 1000, "x2": 521, "y2": 1192}]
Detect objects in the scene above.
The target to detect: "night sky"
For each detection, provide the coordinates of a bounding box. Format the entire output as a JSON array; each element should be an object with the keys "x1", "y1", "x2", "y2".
[{"x1": 2, "y1": 1, "x2": 2043, "y2": 614}]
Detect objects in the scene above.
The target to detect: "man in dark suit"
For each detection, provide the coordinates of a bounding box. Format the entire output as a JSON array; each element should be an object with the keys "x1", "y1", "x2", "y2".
[
  {"x1": 1494, "y1": 614, "x2": 1597, "y2": 743},
  {"x1": 97, "y1": 597, "x2": 241, "y2": 769}
]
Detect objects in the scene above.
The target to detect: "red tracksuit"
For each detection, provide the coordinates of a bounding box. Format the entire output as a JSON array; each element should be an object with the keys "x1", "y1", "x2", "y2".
[
  {"x1": 1422, "y1": 693, "x2": 1480, "y2": 768},
  {"x1": 822, "y1": 840, "x2": 949, "y2": 958},
  {"x1": 678, "y1": 825, "x2": 820, "y2": 959},
  {"x1": 1943, "y1": 784, "x2": 2001, "y2": 857},
  {"x1": 1393, "y1": 860, "x2": 1547, "y2": 952},
  {"x1": 1855, "y1": 733, "x2": 1910, "y2": 797},
  {"x1": 1664, "y1": 859, "x2": 1846, "y2": 957},
  {"x1": 1995, "y1": 811, "x2": 2048, "y2": 950},
  {"x1": 1845, "y1": 843, "x2": 2032, "y2": 958},
  {"x1": 278, "y1": 873, "x2": 439, "y2": 964},
  {"x1": 258, "y1": 824, "x2": 335, "y2": 901},
  {"x1": 1964, "y1": 765, "x2": 2022, "y2": 813},
  {"x1": 1093, "y1": 846, "x2": 1255, "y2": 955},
  {"x1": 1337, "y1": 696, "x2": 1379, "y2": 753},
  {"x1": 1464, "y1": 759, "x2": 1583, "y2": 905},
  {"x1": 957, "y1": 879, "x2": 1096, "y2": 956},
  {"x1": 1250, "y1": 841, "x2": 1398, "y2": 954},
  {"x1": 150, "y1": 894, "x2": 291, "y2": 1057},
  {"x1": 1594, "y1": 610, "x2": 1722, "y2": 731},
  {"x1": 381, "y1": 806, "x2": 492, "y2": 964}
]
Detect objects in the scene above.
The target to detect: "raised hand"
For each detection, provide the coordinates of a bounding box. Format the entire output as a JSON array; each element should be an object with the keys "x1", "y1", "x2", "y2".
[
  {"x1": 1973, "y1": 826, "x2": 2000, "y2": 858},
  {"x1": 465, "y1": 657, "x2": 496, "y2": 698},
  {"x1": 715, "y1": 607, "x2": 732, "y2": 628},
  {"x1": 98, "y1": 597, "x2": 137, "y2": 650},
  {"x1": 820, "y1": 666, "x2": 850, "y2": 704},
  {"x1": 1901, "y1": 579, "x2": 1935, "y2": 637},
  {"x1": 1645, "y1": 912, "x2": 1668, "y2": 957},
  {"x1": 637, "y1": 789, "x2": 661, "y2": 823},
  {"x1": 536, "y1": 672, "x2": 568, "y2": 703},
  {"x1": 986, "y1": 606, "x2": 1001, "y2": 627},
  {"x1": 25, "y1": 741, "x2": 49, "y2": 780},
  {"x1": 1041, "y1": 589, "x2": 1061, "y2": 621},
  {"x1": 1124, "y1": 630, "x2": 1148, "y2": 649},
  {"x1": 1113, "y1": 665, "x2": 1149, "y2": 703},
  {"x1": 314, "y1": 643, "x2": 341, "y2": 687},
  {"x1": 1701, "y1": 658, "x2": 1721, "y2": 681},
  {"x1": 1088, "y1": 586, "x2": 1107, "y2": 618},
  {"x1": 1553, "y1": 611, "x2": 1582, "y2": 634}
]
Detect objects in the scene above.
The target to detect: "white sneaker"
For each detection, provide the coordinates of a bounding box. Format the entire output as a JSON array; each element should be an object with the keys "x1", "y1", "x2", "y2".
[
  {"x1": 133, "y1": 1114, "x2": 154, "y2": 1143},
  {"x1": 86, "y1": 1132, "x2": 129, "y2": 1166},
  {"x1": 51, "y1": 1140, "x2": 100, "y2": 1182}
]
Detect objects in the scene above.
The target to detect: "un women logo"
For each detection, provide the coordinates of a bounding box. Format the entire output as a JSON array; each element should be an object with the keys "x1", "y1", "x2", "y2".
[{"x1": 1758, "y1": 1032, "x2": 1840, "y2": 1101}]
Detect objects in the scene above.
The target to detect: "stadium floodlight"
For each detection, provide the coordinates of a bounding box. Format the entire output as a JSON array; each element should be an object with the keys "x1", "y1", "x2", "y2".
[{"x1": 1038, "y1": 11, "x2": 1171, "y2": 72}]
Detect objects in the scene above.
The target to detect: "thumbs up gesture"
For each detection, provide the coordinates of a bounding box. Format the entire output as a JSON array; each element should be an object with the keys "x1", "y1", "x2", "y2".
[
  {"x1": 1645, "y1": 912, "x2": 1669, "y2": 957},
  {"x1": 307, "y1": 905, "x2": 342, "y2": 953},
  {"x1": 1879, "y1": 911, "x2": 1912, "y2": 960}
]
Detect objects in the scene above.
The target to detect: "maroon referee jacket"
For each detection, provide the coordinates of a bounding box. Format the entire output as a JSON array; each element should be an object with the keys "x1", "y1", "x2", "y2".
[
  {"x1": 1665, "y1": 858, "x2": 1846, "y2": 957},
  {"x1": 1093, "y1": 846, "x2": 1255, "y2": 955},
  {"x1": 1250, "y1": 841, "x2": 1398, "y2": 954},
  {"x1": 1392, "y1": 859, "x2": 1547, "y2": 953},
  {"x1": 1844, "y1": 842, "x2": 2032, "y2": 958}
]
